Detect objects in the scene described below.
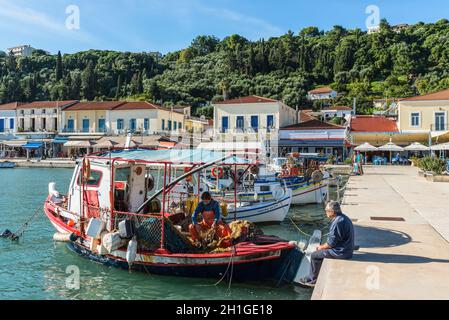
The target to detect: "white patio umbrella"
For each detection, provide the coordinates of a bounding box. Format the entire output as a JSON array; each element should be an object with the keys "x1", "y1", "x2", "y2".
[
  {"x1": 94, "y1": 139, "x2": 119, "y2": 149},
  {"x1": 378, "y1": 142, "x2": 404, "y2": 163},
  {"x1": 355, "y1": 142, "x2": 378, "y2": 152},
  {"x1": 404, "y1": 142, "x2": 430, "y2": 151},
  {"x1": 431, "y1": 142, "x2": 449, "y2": 151}
]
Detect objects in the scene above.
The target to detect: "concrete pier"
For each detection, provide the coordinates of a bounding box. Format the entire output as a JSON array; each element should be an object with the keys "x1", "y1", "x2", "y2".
[
  {"x1": 5, "y1": 159, "x2": 76, "y2": 168},
  {"x1": 312, "y1": 166, "x2": 449, "y2": 300}
]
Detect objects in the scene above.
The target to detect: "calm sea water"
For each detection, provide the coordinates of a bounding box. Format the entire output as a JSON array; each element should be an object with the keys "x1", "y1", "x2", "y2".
[{"x1": 0, "y1": 168, "x2": 334, "y2": 300}]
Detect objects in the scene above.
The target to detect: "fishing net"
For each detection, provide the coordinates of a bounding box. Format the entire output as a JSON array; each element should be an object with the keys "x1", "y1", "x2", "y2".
[{"x1": 114, "y1": 212, "x2": 197, "y2": 254}]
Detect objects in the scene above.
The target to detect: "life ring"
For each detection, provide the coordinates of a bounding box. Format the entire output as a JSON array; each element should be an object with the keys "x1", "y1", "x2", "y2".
[
  {"x1": 82, "y1": 158, "x2": 91, "y2": 182},
  {"x1": 212, "y1": 167, "x2": 224, "y2": 179}
]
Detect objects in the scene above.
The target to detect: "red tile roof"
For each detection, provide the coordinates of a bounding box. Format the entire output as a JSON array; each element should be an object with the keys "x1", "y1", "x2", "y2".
[
  {"x1": 214, "y1": 95, "x2": 278, "y2": 105},
  {"x1": 64, "y1": 101, "x2": 126, "y2": 111},
  {"x1": 18, "y1": 101, "x2": 78, "y2": 109},
  {"x1": 350, "y1": 116, "x2": 398, "y2": 133},
  {"x1": 281, "y1": 119, "x2": 345, "y2": 131},
  {"x1": 400, "y1": 88, "x2": 449, "y2": 102},
  {"x1": 114, "y1": 102, "x2": 160, "y2": 110},
  {"x1": 308, "y1": 87, "x2": 334, "y2": 94},
  {"x1": 0, "y1": 102, "x2": 24, "y2": 110}
]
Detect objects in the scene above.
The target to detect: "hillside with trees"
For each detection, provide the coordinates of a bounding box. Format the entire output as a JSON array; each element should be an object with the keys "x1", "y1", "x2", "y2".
[{"x1": 1, "y1": 19, "x2": 449, "y2": 116}]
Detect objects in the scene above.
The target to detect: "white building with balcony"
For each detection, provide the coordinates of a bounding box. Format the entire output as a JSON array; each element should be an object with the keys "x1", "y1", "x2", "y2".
[
  {"x1": 16, "y1": 101, "x2": 78, "y2": 135},
  {"x1": 212, "y1": 96, "x2": 297, "y2": 160},
  {"x1": 7, "y1": 45, "x2": 36, "y2": 57},
  {"x1": 213, "y1": 96, "x2": 296, "y2": 135}
]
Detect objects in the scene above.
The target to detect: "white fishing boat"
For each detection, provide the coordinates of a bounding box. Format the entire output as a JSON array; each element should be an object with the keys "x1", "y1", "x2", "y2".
[{"x1": 169, "y1": 173, "x2": 292, "y2": 224}]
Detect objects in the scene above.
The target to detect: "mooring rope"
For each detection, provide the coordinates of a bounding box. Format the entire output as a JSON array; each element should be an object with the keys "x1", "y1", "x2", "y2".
[
  {"x1": 194, "y1": 245, "x2": 236, "y2": 288},
  {"x1": 288, "y1": 217, "x2": 330, "y2": 240},
  {"x1": 1, "y1": 204, "x2": 43, "y2": 241}
]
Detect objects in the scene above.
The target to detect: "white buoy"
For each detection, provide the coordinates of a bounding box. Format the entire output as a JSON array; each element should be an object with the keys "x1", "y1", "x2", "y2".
[
  {"x1": 53, "y1": 232, "x2": 72, "y2": 242},
  {"x1": 48, "y1": 182, "x2": 60, "y2": 197},
  {"x1": 293, "y1": 230, "x2": 322, "y2": 284}
]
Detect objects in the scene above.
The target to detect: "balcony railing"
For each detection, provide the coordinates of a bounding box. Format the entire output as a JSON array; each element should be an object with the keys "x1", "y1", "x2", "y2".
[
  {"x1": 218, "y1": 127, "x2": 276, "y2": 134},
  {"x1": 61, "y1": 128, "x2": 108, "y2": 134}
]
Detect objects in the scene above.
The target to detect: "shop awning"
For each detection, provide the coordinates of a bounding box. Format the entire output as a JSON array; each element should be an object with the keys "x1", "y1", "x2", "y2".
[
  {"x1": 278, "y1": 139, "x2": 346, "y2": 148},
  {"x1": 101, "y1": 149, "x2": 252, "y2": 165},
  {"x1": 1, "y1": 140, "x2": 27, "y2": 147},
  {"x1": 64, "y1": 140, "x2": 95, "y2": 148},
  {"x1": 22, "y1": 142, "x2": 44, "y2": 150}
]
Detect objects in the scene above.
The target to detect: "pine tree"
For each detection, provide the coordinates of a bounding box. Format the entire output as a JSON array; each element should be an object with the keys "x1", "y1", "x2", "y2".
[
  {"x1": 71, "y1": 72, "x2": 81, "y2": 100},
  {"x1": 81, "y1": 61, "x2": 96, "y2": 100},
  {"x1": 116, "y1": 74, "x2": 122, "y2": 100}
]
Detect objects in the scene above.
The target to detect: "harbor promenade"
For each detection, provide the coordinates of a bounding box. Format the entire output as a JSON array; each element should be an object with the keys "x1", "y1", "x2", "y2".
[
  {"x1": 3, "y1": 159, "x2": 76, "y2": 168},
  {"x1": 312, "y1": 166, "x2": 449, "y2": 300}
]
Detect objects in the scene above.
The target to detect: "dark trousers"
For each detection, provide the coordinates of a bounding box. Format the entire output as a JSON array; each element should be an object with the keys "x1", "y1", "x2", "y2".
[{"x1": 310, "y1": 250, "x2": 335, "y2": 282}]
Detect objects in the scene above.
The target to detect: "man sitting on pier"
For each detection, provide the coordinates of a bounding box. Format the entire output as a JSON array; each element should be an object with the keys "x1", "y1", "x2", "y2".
[
  {"x1": 188, "y1": 192, "x2": 232, "y2": 248},
  {"x1": 299, "y1": 201, "x2": 355, "y2": 288}
]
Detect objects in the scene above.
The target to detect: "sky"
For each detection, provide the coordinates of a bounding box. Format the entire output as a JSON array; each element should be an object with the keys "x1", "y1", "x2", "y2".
[{"x1": 1, "y1": 0, "x2": 448, "y2": 55}]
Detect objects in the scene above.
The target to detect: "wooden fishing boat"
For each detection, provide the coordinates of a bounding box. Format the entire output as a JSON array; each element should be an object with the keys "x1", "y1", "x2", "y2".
[{"x1": 44, "y1": 149, "x2": 305, "y2": 283}]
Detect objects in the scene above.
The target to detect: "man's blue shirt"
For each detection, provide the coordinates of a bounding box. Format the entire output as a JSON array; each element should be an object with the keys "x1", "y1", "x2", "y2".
[
  {"x1": 192, "y1": 200, "x2": 221, "y2": 225},
  {"x1": 327, "y1": 213, "x2": 354, "y2": 258}
]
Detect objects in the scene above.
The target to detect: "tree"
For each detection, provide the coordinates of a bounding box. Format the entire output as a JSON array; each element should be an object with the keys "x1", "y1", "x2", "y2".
[
  {"x1": 116, "y1": 74, "x2": 122, "y2": 100},
  {"x1": 81, "y1": 61, "x2": 96, "y2": 100},
  {"x1": 190, "y1": 35, "x2": 220, "y2": 56},
  {"x1": 56, "y1": 51, "x2": 63, "y2": 81}
]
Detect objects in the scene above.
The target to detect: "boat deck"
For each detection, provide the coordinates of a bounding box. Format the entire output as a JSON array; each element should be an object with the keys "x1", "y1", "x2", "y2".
[{"x1": 312, "y1": 166, "x2": 449, "y2": 300}]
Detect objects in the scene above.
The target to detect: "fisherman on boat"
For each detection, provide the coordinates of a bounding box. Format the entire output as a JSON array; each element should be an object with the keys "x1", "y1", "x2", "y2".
[
  {"x1": 298, "y1": 201, "x2": 354, "y2": 288},
  {"x1": 188, "y1": 192, "x2": 232, "y2": 248}
]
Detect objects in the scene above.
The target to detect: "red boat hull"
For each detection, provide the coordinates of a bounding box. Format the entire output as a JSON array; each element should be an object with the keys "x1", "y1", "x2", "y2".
[{"x1": 44, "y1": 199, "x2": 302, "y2": 283}]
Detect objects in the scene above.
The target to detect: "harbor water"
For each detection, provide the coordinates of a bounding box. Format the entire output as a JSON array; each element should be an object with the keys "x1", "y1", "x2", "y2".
[{"x1": 0, "y1": 168, "x2": 338, "y2": 300}]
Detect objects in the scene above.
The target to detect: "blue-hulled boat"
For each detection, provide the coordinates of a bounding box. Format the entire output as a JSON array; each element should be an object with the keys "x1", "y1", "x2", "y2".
[{"x1": 0, "y1": 161, "x2": 16, "y2": 168}]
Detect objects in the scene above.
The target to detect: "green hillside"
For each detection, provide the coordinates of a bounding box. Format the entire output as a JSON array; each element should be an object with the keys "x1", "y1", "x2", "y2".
[{"x1": 2, "y1": 18, "x2": 449, "y2": 116}]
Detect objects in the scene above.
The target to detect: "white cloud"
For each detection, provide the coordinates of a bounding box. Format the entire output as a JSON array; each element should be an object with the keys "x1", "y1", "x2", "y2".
[
  {"x1": 0, "y1": 0, "x2": 97, "y2": 45},
  {"x1": 197, "y1": 5, "x2": 283, "y2": 38}
]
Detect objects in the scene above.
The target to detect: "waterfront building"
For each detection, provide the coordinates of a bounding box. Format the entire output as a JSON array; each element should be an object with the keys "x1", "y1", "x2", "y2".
[
  {"x1": 348, "y1": 115, "x2": 400, "y2": 146},
  {"x1": 213, "y1": 95, "x2": 296, "y2": 135},
  {"x1": 212, "y1": 95, "x2": 297, "y2": 160},
  {"x1": 61, "y1": 101, "x2": 185, "y2": 136},
  {"x1": 110, "y1": 102, "x2": 185, "y2": 135},
  {"x1": 16, "y1": 101, "x2": 78, "y2": 136},
  {"x1": 307, "y1": 87, "x2": 337, "y2": 101},
  {"x1": 279, "y1": 119, "x2": 349, "y2": 160},
  {"x1": 398, "y1": 88, "x2": 449, "y2": 144}
]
